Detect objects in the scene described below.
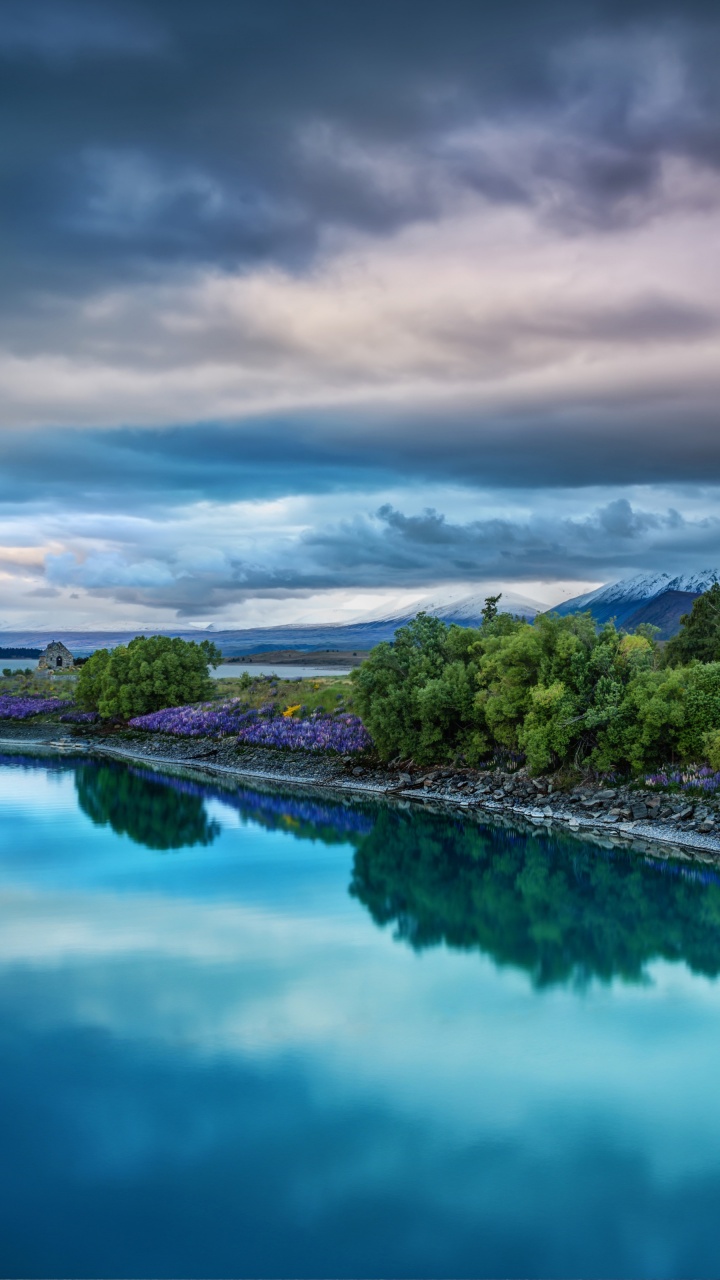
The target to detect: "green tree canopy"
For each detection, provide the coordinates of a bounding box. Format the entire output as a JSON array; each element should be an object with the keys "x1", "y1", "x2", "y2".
[
  {"x1": 665, "y1": 582, "x2": 720, "y2": 666},
  {"x1": 352, "y1": 608, "x2": 669, "y2": 772},
  {"x1": 76, "y1": 635, "x2": 222, "y2": 719},
  {"x1": 351, "y1": 612, "x2": 505, "y2": 764}
]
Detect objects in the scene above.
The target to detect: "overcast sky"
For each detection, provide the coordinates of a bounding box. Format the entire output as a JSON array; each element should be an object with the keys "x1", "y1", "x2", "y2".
[{"x1": 3, "y1": 0, "x2": 720, "y2": 627}]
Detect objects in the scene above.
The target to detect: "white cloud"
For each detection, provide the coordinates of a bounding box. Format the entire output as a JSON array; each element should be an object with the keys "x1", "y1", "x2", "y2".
[{"x1": 1, "y1": 159, "x2": 719, "y2": 431}]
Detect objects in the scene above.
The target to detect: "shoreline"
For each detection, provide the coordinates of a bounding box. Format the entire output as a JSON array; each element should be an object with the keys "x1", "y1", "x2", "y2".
[{"x1": 3, "y1": 726, "x2": 720, "y2": 866}]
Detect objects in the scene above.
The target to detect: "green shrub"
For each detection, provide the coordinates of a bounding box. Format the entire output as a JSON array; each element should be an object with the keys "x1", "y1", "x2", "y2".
[
  {"x1": 352, "y1": 606, "x2": 674, "y2": 773},
  {"x1": 76, "y1": 635, "x2": 222, "y2": 719},
  {"x1": 703, "y1": 730, "x2": 720, "y2": 772}
]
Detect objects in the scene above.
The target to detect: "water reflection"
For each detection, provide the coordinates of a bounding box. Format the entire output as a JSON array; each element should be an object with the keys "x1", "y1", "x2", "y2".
[
  {"x1": 75, "y1": 759, "x2": 376, "y2": 851},
  {"x1": 75, "y1": 762, "x2": 221, "y2": 851},
  {"x1": 3, "y1": 753, "x2": 720, "y2": 1277},
  {"x1": 6, "y1": 750, "x2": 720, "y2": 987},
  {"x1": 350, "y1": 807, "x2": 720, "y2": 987}
]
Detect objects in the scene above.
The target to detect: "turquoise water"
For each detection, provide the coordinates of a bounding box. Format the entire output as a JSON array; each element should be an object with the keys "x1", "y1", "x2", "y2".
[{"x1": 2, "y1": 754, "x2": 720, "y2": 1278}]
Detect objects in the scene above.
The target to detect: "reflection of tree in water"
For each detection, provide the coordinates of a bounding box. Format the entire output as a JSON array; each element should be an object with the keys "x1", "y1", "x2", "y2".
[
  {"x1": 350, "y1": 808, "x2": 720, "y2": 987},
  {"x1": 75, "y1": 763, "x2": 220, "y2": 851}
]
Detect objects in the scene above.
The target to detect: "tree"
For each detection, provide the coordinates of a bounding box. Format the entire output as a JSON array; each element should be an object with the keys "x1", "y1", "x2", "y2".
[
  {"x1": 76, "y1": 635, "x2": 222, "y2": 719},
  {"x1": 481, "y1": 593, "x2": 502, "y2": 625},
  {"x1": 351, "y1": 605, "x2": 716, "y2": 774},
  {"x1": 351, "y1": 614, "x2": 462, "y2": 762},
  {"x1": 665, "y1": 582, "x2": 720, "y2": 666}
]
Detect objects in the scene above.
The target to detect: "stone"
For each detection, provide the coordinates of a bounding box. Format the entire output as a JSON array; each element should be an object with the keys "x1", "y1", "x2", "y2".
[{"x1": 37, "y1": 640, "x2": 75, "y2": 672}]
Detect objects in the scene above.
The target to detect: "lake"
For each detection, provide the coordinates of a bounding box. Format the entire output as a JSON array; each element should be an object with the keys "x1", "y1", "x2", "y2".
[
  {"x1": 0, "y1": 659, "x2": 351, "y2": 679},
  {"x1": 1, "y1": 751, "x2": 720, "y2": 1278},
  {"x1": 214, "y1": 662, "x2": 352, "y2": 679}
]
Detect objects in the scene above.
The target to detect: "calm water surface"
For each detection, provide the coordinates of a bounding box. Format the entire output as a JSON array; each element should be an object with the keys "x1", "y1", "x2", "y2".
[{"x1": 2, "y1": 751, "x2": 720, "y2": 1278}]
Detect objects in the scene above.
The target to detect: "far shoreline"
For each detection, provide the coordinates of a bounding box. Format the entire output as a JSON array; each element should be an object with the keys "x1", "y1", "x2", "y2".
[{"x1": 222, "y1": 648, "x2": 369, "y2": 667}]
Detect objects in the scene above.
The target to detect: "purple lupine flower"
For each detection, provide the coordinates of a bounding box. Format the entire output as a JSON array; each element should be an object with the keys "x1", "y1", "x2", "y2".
[
  {"x1": 0, "y1": 695, "x2": 67, "y2": 720},
  {"x1": 646, "y1": 765, "x2": 720, "y2": 793},
  {"x1": 128, "y1": 698, "x2": 373, "y2": 754}
]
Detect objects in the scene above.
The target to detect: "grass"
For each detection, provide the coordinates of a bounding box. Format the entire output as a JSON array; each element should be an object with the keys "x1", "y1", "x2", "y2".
[
  {"x1": 0, "y1": 667, "x2": 356, "y2": 724},
  {"x1": 0, "y1": 668, "x2": 75, "y2": 722},
  {"x1": 211, "y1": 672, "x2": 357, "y2": 716},
  {"x1": 0, "y1": 668, "x2": 75, "y2": 700}
]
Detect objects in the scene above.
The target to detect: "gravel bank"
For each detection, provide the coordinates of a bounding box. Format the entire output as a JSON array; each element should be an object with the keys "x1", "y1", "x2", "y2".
[{"x1": 3, "y1": 723, "x2": 720, "y2": 866}]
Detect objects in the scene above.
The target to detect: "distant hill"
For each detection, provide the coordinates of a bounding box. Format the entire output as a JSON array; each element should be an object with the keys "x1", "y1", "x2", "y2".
[
  {"x1": 553, "y1": 570, "x2": 720, "y2": 633},
  {"x1": 0, "y1": 590, "x2": 543, "y2": 657}
]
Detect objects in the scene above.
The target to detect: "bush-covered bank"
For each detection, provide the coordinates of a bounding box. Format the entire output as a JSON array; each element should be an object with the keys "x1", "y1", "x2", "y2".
[{"x1": 350, "y1": 599, "x2": 720, "y2": 775}]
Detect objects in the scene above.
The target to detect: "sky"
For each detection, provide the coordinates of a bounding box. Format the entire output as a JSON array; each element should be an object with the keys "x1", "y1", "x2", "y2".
[{"x1": 3, "y1": 0, "x2": 720, "y2": 629}]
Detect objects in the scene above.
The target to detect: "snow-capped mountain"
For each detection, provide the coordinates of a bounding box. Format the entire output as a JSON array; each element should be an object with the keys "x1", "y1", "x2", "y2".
[
  {"x1": 555, "y1": 570, "x2": 720, "y2": 631},
  {"x1": 0, "y1": 590, "x2": 545, "y2": 658},
  {"x1": 355, "y1": 588, "x2": 544, "y2": 627}
]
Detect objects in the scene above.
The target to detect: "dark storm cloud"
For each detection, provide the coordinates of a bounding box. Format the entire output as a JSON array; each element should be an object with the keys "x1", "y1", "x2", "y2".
[
  {"x1": 0, "y1": 424, "x2": 397, "y2": 512},
  {"x1": 3, "y1": 388, "x2": 720, "y2": 516},
  {"x1": 3, "y1": 0, "x2": 720, "y2": 321},
  {"x1": 4, "y1": 0, "x2": 720, "y2": 627},
  {"x1": 301, "y1": 499, "x2": 720, "y2": 585}
]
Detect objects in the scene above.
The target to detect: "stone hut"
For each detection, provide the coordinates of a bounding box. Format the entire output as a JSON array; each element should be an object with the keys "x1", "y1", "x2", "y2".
[{"x1": 38, "y1": 641, "x2": 75, "y2": 672}]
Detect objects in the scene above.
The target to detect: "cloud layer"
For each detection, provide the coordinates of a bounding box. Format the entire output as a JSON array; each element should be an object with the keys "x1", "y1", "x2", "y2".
[
  {"x1": 4, "y1": 0, "x2": 720, "y2": 622},
  {"x1": 3, "y1": 487, "x2": 720, "y2": 623}
]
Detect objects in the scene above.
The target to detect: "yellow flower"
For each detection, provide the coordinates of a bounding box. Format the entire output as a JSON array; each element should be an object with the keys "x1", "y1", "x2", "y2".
[{"x1": 282, "y1": 703, "x2": 302, "y2": 718}]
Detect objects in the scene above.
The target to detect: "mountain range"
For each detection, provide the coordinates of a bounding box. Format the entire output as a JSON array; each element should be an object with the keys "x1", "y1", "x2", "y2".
[
  {"x1": 0, "y1": 574, "x2": 714, "y2": 654},
  {"x1": 353, "y1": 588, "x2": 542, "y2": 627},
  {"x1": 554, "y1": 570, "x2": 720, "y2": 637},
  {"x1": 0, "y1": 589, "x2": 541, "y2": 657}
]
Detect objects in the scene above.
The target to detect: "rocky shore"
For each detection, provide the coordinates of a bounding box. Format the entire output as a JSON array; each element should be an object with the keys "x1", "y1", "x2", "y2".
[{"x1": 3, "y1": 721, "x2": 720, "y2": 865}]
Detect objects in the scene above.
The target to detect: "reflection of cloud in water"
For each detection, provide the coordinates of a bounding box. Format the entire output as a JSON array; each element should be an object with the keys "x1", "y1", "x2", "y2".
[
  {"x1": 4, "y1": 757, "x2": 720, "y2": 1272},
  {"x1": 1, "y1": 883, "x2": 720, "y2": 1187},
  {"x1": 4, "y1": 1008, "x2": 720, "y2": 1279}
]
